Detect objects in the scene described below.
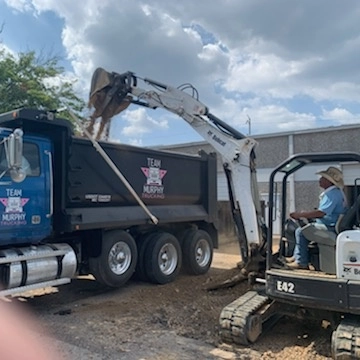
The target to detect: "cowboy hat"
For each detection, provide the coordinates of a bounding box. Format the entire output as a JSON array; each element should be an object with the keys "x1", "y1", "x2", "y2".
[{"x1": 316, "y1": 166, "x2": 344, "y2": 188}]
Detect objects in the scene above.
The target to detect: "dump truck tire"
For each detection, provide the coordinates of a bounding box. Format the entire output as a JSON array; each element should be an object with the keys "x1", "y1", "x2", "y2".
[
  {"x1": 182, "y1": 229, "x2": 213, "y2": 275},
  {"x1": 144, "y1": 232, "x2": 181, "y2": 284},
  {"x1": 134, "y1": 232, "x2": 159, "y2": 281},
  {"x1": 89, "y1": 230, "x2": 137, "y2": 287}
]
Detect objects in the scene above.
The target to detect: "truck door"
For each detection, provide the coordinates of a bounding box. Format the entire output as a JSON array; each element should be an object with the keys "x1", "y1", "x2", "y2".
[{"x1": 0, "y1": 136, "x2": 52, "y2": 245}]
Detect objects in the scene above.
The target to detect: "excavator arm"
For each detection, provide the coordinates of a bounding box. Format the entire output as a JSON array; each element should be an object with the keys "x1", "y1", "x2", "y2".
[{"x1": 88, "y1": 68, "x2": 267, "y2": 265}]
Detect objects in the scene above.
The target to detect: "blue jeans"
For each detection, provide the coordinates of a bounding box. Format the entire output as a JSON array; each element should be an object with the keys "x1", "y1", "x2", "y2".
[{"x1": 293, "y1": 227, "x2": 309, "y2": 266}]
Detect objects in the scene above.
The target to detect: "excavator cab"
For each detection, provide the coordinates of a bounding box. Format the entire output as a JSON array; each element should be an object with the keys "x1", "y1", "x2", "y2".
[{"x1": 267, "y1": 151, "x2": 360, "y2": 272}]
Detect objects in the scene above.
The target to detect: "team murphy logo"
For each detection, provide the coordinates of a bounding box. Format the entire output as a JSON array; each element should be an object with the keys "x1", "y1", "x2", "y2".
[
  {"x1": 141, "y1": 158, "x2": 167, "y2": 199},
  {"x1": 0, "y1": 188, "x2": 29, "y2": 225}
]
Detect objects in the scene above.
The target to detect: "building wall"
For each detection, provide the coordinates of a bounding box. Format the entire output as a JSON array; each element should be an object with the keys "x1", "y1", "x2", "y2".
[
  {"x1": 254, "y1": 135, "x2": 289, "y2": 168},
  {"x1": 293, "y1": 128, "x2": 360, "y2": 154}
]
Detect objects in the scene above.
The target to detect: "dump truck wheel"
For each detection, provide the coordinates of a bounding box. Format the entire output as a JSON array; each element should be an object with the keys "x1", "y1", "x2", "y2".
[
  {"x1": 144, "y1": 232, "x2": 182, "y2": 284},
  {"x1": 182, "y1": 229, "x2": 213, "y2": 275},
  {"x1": 89, "y1": 230, "x2": 137, "y2": 287},
  {"x1": 134, "y1": 232, "x2": 159, "y2": 281}
]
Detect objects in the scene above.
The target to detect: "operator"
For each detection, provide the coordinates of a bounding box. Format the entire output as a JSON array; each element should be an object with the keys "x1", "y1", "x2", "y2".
[{"x1": 286, "y1": 166, "x2": 347, "y2": 269}]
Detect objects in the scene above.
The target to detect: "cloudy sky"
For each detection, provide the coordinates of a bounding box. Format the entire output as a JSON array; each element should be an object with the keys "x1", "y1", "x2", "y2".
[{"x1": 1, "y1": 0, "x2": 360, "y2": 146}]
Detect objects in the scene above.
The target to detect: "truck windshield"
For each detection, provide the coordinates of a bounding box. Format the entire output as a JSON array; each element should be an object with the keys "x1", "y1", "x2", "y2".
[{"x1": 0, "y1": 141, "x2": 40, "y2": 177}]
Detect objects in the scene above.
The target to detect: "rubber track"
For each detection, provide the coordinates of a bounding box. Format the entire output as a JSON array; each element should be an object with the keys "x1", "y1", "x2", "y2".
[
  {"x1": 219, "y1": 290, "x2": 269, "y2": 345},
  {"x1": 332, "y1": 319, "x2": 360, "y2": 359}
]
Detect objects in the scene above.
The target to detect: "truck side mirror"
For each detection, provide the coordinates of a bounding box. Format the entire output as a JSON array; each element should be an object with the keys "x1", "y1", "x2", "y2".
[
  {"x1": 8, "y1": 129, "x2": 26, "y2": 183},
  {"x1": 8, "y1": 129, "x2": 24, "y2": 168}
]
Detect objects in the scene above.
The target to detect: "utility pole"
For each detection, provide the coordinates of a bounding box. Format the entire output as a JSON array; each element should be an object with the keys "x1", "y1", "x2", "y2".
[{"x1": 246, "y1": 115, "x2": 251, "y2": 135}]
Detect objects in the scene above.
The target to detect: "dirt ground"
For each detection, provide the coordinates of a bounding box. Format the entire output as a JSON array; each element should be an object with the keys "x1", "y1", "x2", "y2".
[{"x1": 9, "y1": 242, "x2": 333, "y2": 360}]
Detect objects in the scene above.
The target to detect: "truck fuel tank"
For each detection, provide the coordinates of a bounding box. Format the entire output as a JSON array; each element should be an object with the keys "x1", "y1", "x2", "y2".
[{"x1": 0, "y1": 243, "x2": 77, "y2": 289}]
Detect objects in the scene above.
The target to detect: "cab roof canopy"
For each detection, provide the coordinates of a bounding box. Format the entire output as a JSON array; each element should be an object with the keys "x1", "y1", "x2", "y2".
[{"x1": 0, "y1": 108, "x2": 74, "y2": 136}]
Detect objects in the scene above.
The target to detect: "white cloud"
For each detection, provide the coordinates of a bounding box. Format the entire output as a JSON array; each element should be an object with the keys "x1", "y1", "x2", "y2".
[
  {"x1": 252, "y1": 105, "x2": 316, "y2": 133},
  {"x1": 321, "y1": 108, "x2": 360, "y2": 125},
  {"x1": 4, "y1": 0, "x2": 32, "y2": 12},
  {"x1": 224, "y1": 51, "x2": 306, "y2": 98},
  {"x1": 307, "y1": 83, "x2": 360, "y2": 103},
  {"x1": 3, "y1": 0, "x2": 360, "y2": 144},
  {"x1": 0, "y1": 42, "x2": 16, "y2": 56},
  {"x1": 120, "y1": 108, "x2": 168, "y2": 137},
  {"x1": 213, "y1": 97, "x2": 316, "y2": 135}
]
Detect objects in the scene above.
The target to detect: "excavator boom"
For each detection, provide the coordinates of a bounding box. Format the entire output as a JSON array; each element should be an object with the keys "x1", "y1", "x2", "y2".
[{"x1": 88, "y1": 67, "x2": 267, "y2": 266}]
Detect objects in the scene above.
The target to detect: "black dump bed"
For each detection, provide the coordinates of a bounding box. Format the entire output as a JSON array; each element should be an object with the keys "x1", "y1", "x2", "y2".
[
  {"x1": 65, "y1": 137, "x2": 218, "y2": 230},
  {"x1": 0, "y1": 109, "x2": 218, "y2": 233}
]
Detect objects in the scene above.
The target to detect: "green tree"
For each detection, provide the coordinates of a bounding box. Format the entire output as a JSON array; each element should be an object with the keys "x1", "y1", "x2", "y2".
[{"x1": 0, "y1": 49, "x2": 85, "y2": 122}]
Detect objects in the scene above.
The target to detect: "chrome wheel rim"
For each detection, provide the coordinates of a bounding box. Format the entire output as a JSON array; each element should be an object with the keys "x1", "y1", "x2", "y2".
[
  {"x1": 195, "y1": 239, "x2": 211, "y2": 267},
  {"x1": 158, "y1": 243, "x2": 178, "y2": 275},
  {"x1": 108, "y1": 241, "x2": 132, "y2": 275}
]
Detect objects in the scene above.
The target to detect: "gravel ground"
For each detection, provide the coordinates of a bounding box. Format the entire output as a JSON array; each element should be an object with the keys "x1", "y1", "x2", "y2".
[{"x1": 6, "y1": 242, "x2": 333, "y2": 360}]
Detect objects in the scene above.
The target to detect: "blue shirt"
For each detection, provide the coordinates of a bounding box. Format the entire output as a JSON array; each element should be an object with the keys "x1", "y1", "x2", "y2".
[{"x1": 316, "y1": 186, "x2": 347, "y2": 227}]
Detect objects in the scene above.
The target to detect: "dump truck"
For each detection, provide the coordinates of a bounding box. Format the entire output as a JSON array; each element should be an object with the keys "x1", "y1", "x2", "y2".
[{"x1": 0, "y1": 108, "x2": 218, "y2": 296}]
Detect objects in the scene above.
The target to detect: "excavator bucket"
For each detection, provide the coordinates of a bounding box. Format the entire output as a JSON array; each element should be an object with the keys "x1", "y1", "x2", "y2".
[{"x1": 87, "y1": 68, "x2": 133, "y2": 140}]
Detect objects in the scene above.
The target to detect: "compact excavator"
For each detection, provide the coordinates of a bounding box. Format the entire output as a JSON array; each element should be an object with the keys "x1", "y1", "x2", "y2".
[{"x1": 87, "y1": 67, "x2": 360, "y2": 359}]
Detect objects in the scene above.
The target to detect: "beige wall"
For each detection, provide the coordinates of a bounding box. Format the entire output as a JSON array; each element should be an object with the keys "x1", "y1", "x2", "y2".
[
  {"x1": 254, "y1": 135, "x2": 289, "y2": 168},
  {"x1": 294, "y1": 128, "x2": 360, "y2": 154}
]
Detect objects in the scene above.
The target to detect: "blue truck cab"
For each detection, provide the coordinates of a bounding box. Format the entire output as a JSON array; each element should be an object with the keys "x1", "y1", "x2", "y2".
[
  {"x1": 0, "y1": 108, "x2": 218, "y2": 297},
  {"x1": 0, "y1": 129, "x2": 52, "y2": 245}
]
